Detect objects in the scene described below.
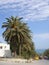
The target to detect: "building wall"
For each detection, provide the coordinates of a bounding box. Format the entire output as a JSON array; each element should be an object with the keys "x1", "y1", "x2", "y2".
[
  {"x1": 0, "y1": 43, "x2": 10, "y2": 50},
  {"x1": 0, "y1": 43, "x2": 11, "y2": 57}
]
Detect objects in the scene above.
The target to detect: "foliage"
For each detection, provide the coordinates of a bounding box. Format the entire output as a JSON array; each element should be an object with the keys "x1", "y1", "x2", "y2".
[
  {"x1": 43, "y1": 49, "x2": 49, "y2": 58},
  {"x1": 21, "y1": 42, "x2": 35, "y2": 59},
  {"x1": 2, "y1": 16, "x2": 35, "y2": 58}
]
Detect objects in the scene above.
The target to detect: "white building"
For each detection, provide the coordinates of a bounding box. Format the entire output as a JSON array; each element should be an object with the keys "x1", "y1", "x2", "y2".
[{"x1": 0, "y1": 42, "x2": 11, "y2": 57}]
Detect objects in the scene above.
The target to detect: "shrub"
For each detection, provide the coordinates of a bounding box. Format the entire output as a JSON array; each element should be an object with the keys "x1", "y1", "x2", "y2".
[{"x1": 43, "y1": 49, "x2": 49, "y2": 59}]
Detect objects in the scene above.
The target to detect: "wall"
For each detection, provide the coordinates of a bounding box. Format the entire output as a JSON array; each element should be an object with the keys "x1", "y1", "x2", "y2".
[{"x1": 0, "y1": 43, "x2": 11, "y2": 57}]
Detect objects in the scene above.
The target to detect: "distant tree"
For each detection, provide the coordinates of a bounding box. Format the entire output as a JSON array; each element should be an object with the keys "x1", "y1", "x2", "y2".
[
  {"x1": 2, "y1": 16, "x2": 35, "y2": 58},
  {"x1": 43, "y1": 49, "x2": 49, "y2": 59}
]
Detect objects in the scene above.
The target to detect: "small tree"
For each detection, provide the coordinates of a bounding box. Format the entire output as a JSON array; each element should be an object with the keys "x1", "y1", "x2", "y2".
[{"x1": 43, "y1": 49, "x2": 49, "y2": 59}]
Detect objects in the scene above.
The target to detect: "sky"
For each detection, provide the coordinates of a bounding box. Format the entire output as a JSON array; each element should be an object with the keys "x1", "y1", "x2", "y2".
[{"x1": 0, "y1": 0, "x2": 49, "y2": 49}]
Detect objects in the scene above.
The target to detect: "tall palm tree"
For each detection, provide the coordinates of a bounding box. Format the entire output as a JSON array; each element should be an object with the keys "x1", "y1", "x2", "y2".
[{"x1": 2, "y1": 16, "x2": 34, "y2": 57}]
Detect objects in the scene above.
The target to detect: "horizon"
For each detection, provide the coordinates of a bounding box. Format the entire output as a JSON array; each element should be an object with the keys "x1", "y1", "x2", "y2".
[{"x1": 0, "y1": 0, "x2": 49, "y2": 49}]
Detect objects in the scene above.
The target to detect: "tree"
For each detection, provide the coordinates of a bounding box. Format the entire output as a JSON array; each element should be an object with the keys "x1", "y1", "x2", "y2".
[
  {"x1": 2, "y1": 16, "x2": 35, "y2": 58},
  {"x1": 43, "y1": 49, "x2": 49, "y2": 59}
]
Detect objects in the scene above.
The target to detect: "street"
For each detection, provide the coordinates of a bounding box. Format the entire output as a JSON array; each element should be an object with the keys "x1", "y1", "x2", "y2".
[{"x1": 0, "y1": 60, "x2": 49, "y2": 65}]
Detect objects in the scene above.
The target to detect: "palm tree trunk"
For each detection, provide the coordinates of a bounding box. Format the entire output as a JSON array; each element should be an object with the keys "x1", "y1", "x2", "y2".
[
  {"x1": 19, "y1": 44, "x2": 21, "y2": 56},
  {"x1": 14, "y1": 50, "x2": 16, "y2": 57}
]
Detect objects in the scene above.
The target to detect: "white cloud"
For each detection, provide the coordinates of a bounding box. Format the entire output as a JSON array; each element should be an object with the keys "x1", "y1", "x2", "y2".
[
  {"x1": 0, "y1": 0, "x2": 49, "y2": 21},
  {"x1": 0, "y1": 0, "x2": 22, "y2": 4},
  {"x1": 34, "y1": 33, "x2": 49, "y2": 39}
]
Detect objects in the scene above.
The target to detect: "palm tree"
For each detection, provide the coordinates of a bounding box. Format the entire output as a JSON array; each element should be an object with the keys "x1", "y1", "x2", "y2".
[{"x1": 2, "y1": 16, "x2": 34, "y2": 57}]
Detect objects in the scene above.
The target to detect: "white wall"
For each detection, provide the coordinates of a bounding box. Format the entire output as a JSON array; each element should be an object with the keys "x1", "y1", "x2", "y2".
[
  {"x1": 0, "y1": 43, "x2": 10, "y2": 50},
  {"x1": 0, "y1": 43, "x2": 11, "y2": 57}
]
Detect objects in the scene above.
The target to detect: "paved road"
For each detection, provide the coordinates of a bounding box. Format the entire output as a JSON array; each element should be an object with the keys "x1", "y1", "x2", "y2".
[{"x1": 0, "y1": 60, "x2": 49, "y2": 65}]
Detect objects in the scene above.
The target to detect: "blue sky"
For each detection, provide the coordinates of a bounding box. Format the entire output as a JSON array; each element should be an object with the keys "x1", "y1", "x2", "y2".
[{"x1": 0, "y1": 0, "x2": 49, "y2": 49}]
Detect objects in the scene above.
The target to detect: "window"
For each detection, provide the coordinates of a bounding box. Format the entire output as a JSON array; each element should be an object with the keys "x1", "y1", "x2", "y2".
[{"x1": 0, "y1": 46, "x2": 2, "y2": 49}]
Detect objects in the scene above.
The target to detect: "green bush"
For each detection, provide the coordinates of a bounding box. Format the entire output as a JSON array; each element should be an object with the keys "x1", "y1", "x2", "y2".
[{"x1": 43, "y1": 49, "x2": 49, "y2": 58}]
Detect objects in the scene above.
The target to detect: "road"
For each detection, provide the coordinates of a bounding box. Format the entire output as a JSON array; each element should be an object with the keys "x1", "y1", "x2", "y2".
[{"x1": 0, "y1": 60, "x2": 49, "y2": 65}]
